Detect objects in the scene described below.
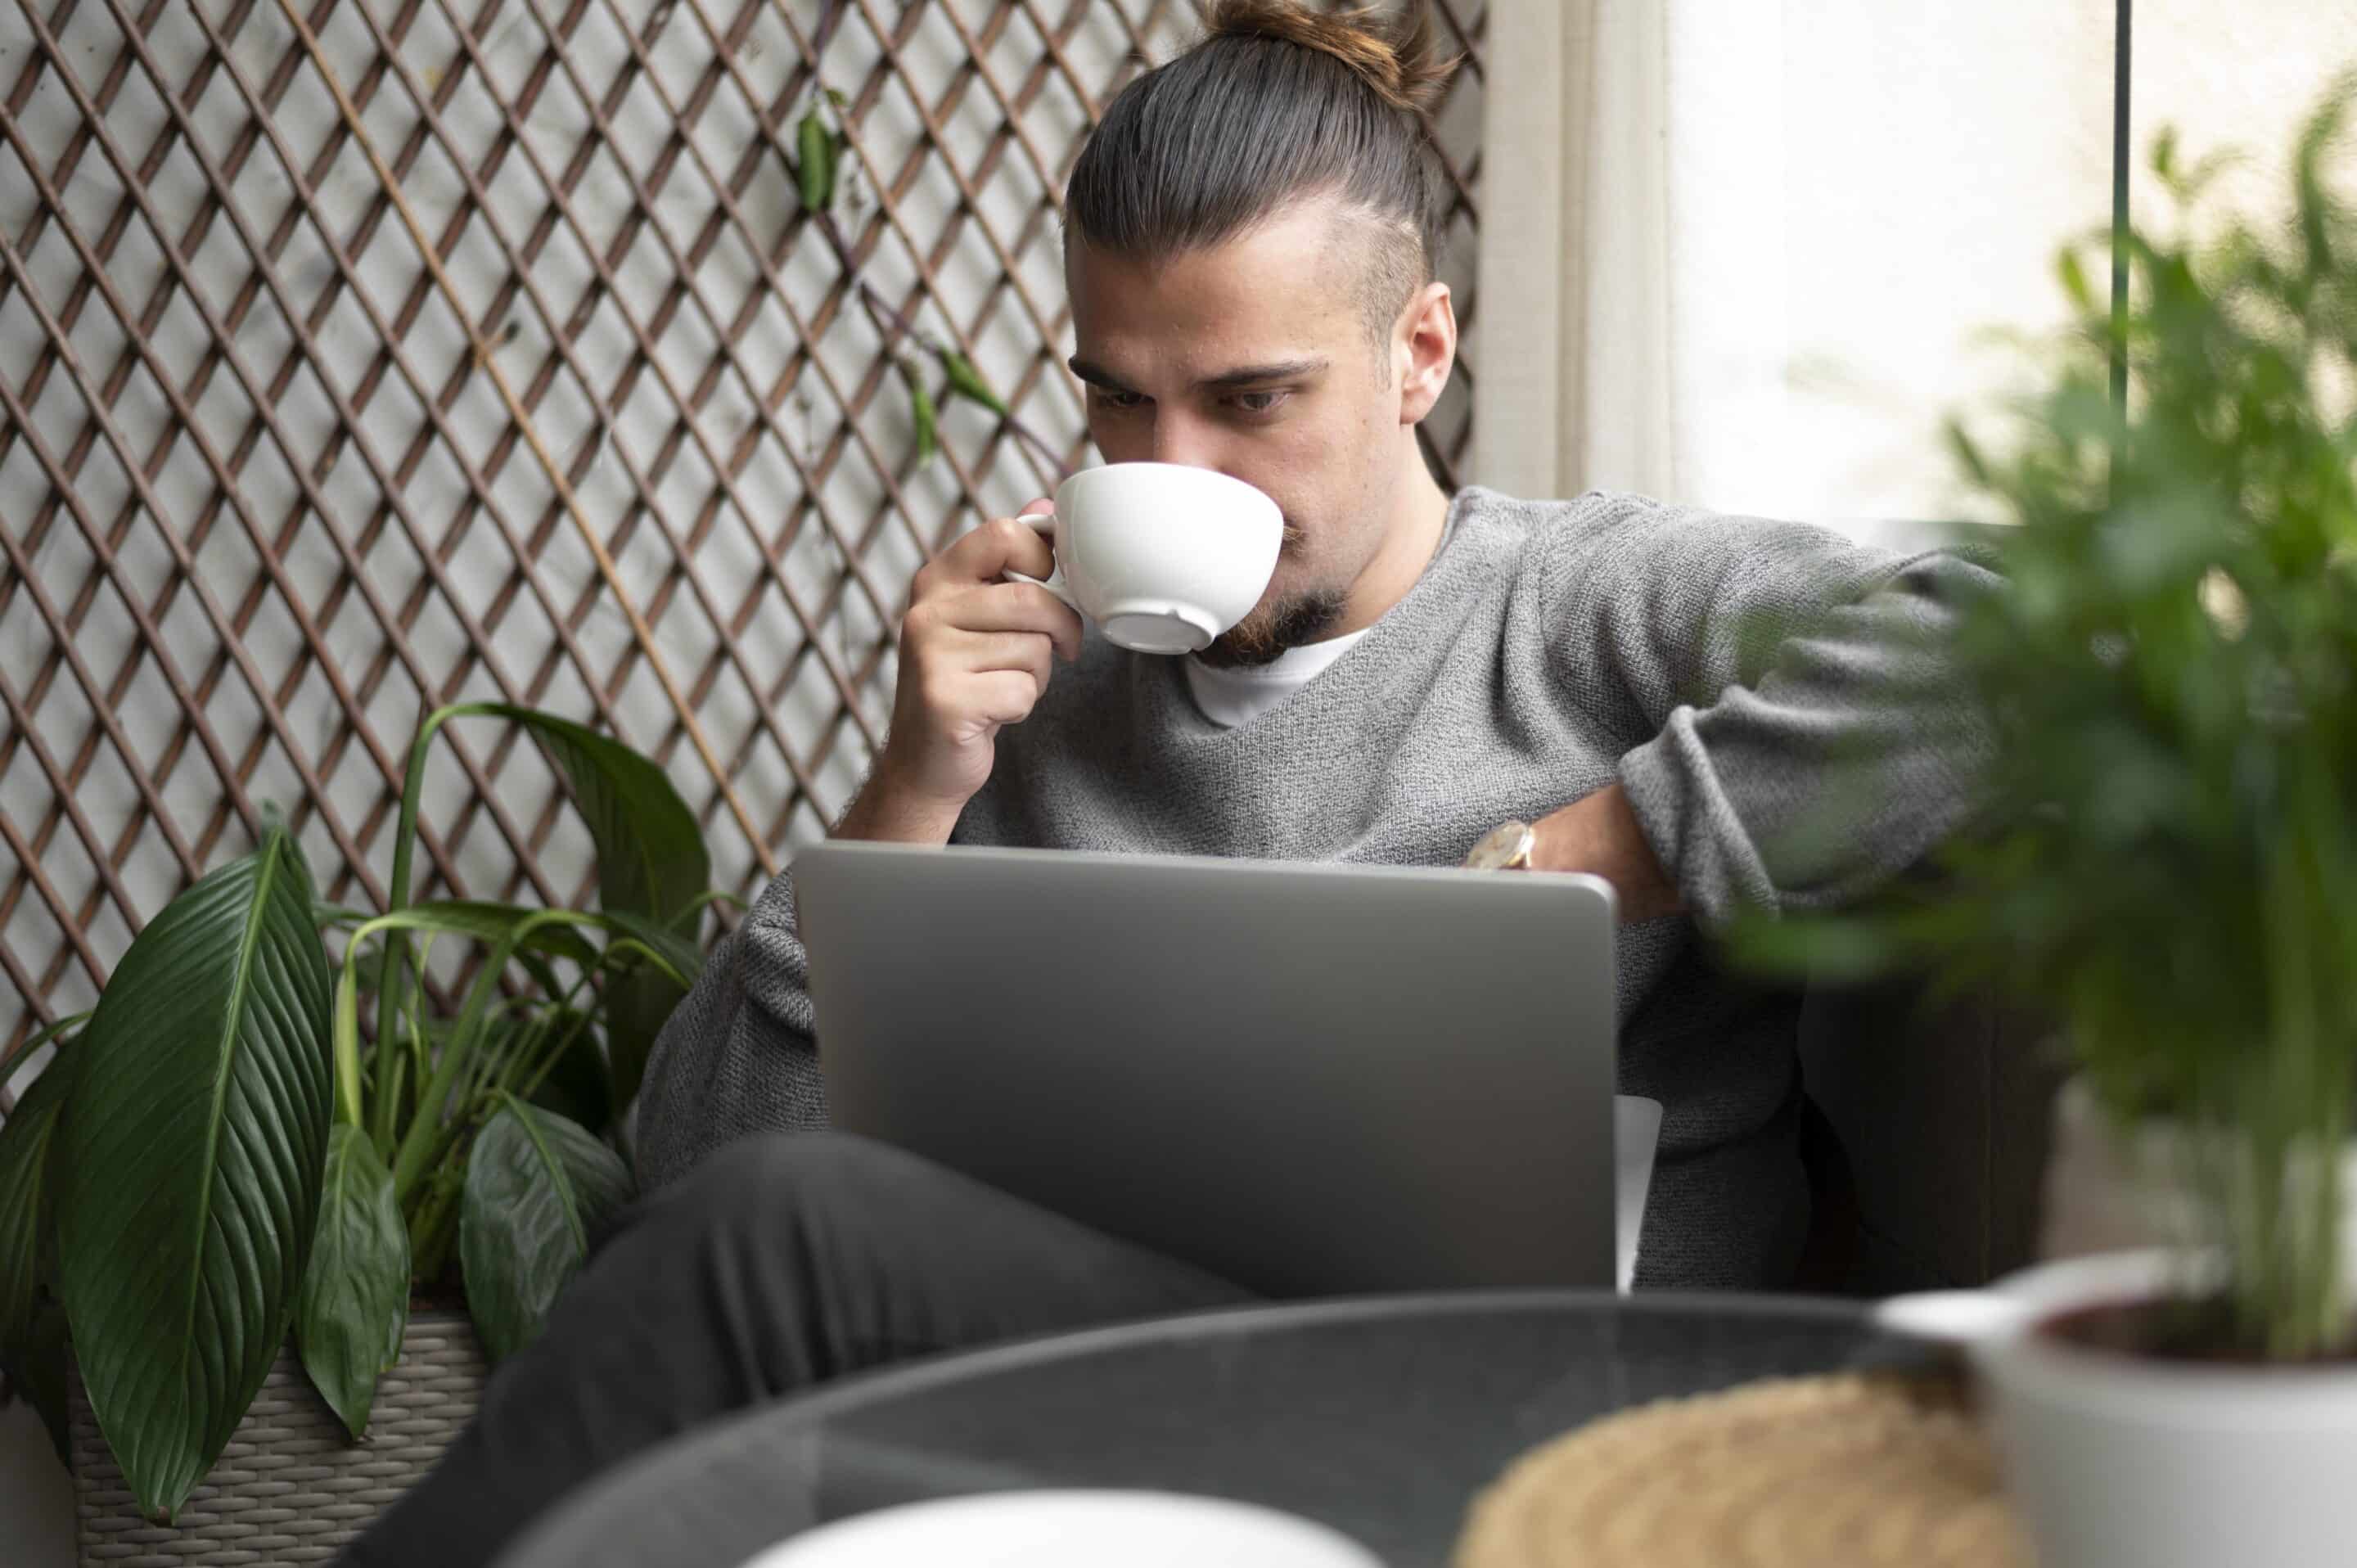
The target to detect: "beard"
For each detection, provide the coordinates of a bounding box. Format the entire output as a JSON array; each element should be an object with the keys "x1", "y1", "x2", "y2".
[{"x1": 1196, "y1": 585, "x2": 1348, "y2": 669}]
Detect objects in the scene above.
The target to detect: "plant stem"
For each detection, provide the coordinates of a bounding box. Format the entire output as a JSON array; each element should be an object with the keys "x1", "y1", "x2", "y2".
[
  {"x1": 408, "y1": 1156, "x2": 470, "y2": 1284},
  {"x1": 506, "y1": 985, "x2": 597, "y2": 1106},
  {"x1": 388, "y1": 908, "x2": 593, "y2": 1201},
  {"x1": 373, "y1": 704, "x2": 502, "y2": 1129},
  {"x1": 390, "y1": 934, "x2": 518, "y2": 1201},
  {"x1": 372, "y1": 934, "x2": 434, "y2": 1158}
]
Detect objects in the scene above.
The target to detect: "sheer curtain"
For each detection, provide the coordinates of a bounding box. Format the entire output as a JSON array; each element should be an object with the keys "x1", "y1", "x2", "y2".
[{"x1": 1473, "y1": 0, "x2": 2120, "y2": 538}]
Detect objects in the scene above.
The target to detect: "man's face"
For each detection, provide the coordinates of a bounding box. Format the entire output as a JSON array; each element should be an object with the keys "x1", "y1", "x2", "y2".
[{"x1": 1065, "y1": 199, "x2": 1417, "y2": 666}]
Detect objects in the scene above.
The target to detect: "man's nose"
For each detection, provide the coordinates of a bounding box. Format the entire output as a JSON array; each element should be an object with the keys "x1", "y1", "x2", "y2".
[{"x1": 1148, "y1": 413, "x2": 1221, "y2": 471}]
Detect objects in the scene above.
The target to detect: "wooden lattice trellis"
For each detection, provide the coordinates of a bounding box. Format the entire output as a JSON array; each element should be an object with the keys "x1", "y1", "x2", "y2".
[{"x1": 0, "y1": 0, "x2": 1484, "y2": 1080}]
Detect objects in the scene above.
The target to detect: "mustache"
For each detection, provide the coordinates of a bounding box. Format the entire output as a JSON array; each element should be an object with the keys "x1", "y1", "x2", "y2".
[{"x1": 1279, "y1": 515, "x2": 1308, "y2": 552}]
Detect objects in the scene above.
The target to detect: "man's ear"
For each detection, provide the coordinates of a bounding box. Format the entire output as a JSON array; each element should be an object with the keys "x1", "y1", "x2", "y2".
[{"x1": 1395, "y1": 280, "x2": 1456, "y2": 426}]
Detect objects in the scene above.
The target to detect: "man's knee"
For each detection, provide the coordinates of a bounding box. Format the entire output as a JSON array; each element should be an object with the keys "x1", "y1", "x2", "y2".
[{"x1": 642, "y1": 1129, "x2": 912, "y2": 1243}]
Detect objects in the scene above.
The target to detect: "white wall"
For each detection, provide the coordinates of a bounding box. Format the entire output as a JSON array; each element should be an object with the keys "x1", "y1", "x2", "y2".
[{"x1": 1478, "y1": 0, "x2": 2357, "y2": 538}]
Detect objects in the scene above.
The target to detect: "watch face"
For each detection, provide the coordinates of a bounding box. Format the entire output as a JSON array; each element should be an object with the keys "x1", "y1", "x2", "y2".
[{"x1": 1465, "y1": 821, "x2": 1531, "y2": 871}]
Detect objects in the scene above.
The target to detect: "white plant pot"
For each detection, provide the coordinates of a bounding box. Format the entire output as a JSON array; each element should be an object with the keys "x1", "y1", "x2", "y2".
[{"x1": 1967, "y1": 1250, "x2": 2357, "y2": 1568}]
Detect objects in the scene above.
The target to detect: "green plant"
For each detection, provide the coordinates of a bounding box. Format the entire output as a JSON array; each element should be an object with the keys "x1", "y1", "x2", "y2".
[
  {"x1": 0, "y1": 704, "x2": 719, "y2": 1519},
  {"x1": 1740, "y1": 74, "x2": 2357, "y2": 1358},
  {"x1": 789, "y1": 8, "x2": 1063, "y2": 480}
]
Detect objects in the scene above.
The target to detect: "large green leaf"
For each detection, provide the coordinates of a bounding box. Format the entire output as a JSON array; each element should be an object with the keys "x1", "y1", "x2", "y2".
[
  {"x1": 458, "y1": 1098, "x2": 633, "y2": 1363},
  {"x1": 469, "y1": 706, "x2": 709, "y2": 924},
  {"x1": 602, "y1": 968, "x2": 684, "y2": 1120},
  {"x1": 295, "y1": 1125, "x2": 409, "y2": 1440},
  {"x1": 56, "y1": 824, "x2": 335, "y2": 1519},
  {"x1": 597, "y1": 908, "x2": 707, "y2": 1114}
]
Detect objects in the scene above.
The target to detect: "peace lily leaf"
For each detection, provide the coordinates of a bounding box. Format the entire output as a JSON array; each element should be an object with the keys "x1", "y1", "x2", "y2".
[
  {"x1": 459, "y1": 1098, "x2": 634, "y2": 1363},
  {"x1": 525, "y1": 1014, "x2": 612, "y2": 1138},
  {"x1": 599, "y1": 908, "x2": 705, "y2": 992},
  {"x1": 457, "y1": 707, "x2": 710, "y2": 926},
  {"x1": 295, "y1": 1125, "x2": 409, "y2": 1440},
  {"x1": 0, "y1": 1053, "x2": 74, "y2": 1361},
  {"x1": 0, "y1": 1011, "x2": 85, "y2": 1100},
  {"x1": 393, "y1": 901, "x2": 602, "y2": 970},
  {"x1": 939, "y1": 349, "x2": 1008, "y2": 417},
  {"x1": 797, "y1": 106, "x2": 836, "y2": 214},
  {"x1": 597, "y1": 908, "x2": 707, "y2": 1114},
  {"x1": 56, "y1": 823, "x2": 335, "y2": 1518},
  {"x1": 603, "y1": 967, "x2": 681, "y2": 1117}
]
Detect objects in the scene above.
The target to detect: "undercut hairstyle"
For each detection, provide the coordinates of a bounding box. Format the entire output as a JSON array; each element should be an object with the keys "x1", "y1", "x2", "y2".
[{"x1": 1065, "y1": 1, "x2": 1460, "y2": 348}]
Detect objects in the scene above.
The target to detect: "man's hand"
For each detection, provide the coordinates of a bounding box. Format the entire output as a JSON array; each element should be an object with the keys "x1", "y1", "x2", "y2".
[
  {"x1": 1530, "y1": 783, "x2": 1683, "y2": 923},
  {"x1": 834, "y1": 499, "x2": 1084, "y2": 846}
]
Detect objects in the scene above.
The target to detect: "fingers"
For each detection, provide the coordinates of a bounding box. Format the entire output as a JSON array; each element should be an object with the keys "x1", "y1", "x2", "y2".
[
  {"x1": 924, "y1": 513, "x2": 1056, "y2": 588},
  {"x1": 961, "y1": 631, "x2": 1056, "y2": 691},
  {"x1": 929, "y1": 582, "x2": 1081, "y2": 663},
  {"x1": 967, "y1": 669, "x2": 1048, "y2": 728}
]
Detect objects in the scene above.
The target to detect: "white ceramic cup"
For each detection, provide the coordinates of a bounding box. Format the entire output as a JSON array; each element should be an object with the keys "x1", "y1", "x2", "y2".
[
  {"x1": 739, "y1": 1490, "x2": 1385, "y2": 1568},
  {"x1": 1004, "y1": 462, "x2": 1284, "y2": 656}
]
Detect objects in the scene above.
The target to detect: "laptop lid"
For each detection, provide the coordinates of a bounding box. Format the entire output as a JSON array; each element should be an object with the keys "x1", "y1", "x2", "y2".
[{"x1": 794, "y1": 841, "x2": 1620, "y2": 1296}]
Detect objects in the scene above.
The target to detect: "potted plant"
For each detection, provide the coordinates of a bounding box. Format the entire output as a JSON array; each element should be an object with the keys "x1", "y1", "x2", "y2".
[
  {"x1": 1738, "y1": 73, "x2": 2357, "y2": 1568},
  {"x1": 0, "y1": 702, "x2": 719, "y2": 1557}
]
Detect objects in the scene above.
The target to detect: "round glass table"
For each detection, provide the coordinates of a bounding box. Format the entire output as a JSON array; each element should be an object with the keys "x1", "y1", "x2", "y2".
[{"x1": 497, "y1": 1291, "x2": 1918, "y2": 1568}]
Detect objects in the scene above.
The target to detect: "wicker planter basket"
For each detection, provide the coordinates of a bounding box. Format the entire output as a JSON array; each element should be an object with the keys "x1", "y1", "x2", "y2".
[{"x1": 68, "y1": 1310, "x2": 485, "y2": 1567}]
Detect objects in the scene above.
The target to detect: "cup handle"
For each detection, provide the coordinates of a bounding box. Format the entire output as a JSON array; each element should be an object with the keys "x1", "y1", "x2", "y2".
[{"x1": 1001, "y1": 506, "x2": 1079, "y2": 613}]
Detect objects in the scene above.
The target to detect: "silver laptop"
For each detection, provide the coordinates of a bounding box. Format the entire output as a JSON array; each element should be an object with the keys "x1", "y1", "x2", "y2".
[{"x1": 794, "y1": 841, "x2": 1649, "y2": 1296}]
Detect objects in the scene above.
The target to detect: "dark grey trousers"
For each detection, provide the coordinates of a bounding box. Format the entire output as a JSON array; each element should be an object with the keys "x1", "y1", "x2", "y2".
[{"x1": 341, "y1": 1130, "x2": 1253, "y2": 1568}]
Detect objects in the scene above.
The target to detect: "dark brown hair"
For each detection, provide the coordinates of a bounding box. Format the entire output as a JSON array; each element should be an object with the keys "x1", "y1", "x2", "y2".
[{"x1": 1065, "y1": 1, "x2": 1460, "y2": 338}]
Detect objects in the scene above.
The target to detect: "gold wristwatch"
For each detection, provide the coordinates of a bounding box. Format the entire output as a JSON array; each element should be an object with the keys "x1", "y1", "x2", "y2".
[{"x1": 1463, "y1": 818, "x2": 1538, "y2": 872}]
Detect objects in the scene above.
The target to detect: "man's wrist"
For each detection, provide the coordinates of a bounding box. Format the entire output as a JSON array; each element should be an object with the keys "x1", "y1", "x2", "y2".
[
  {"x1": 831, "y1": 761, "x2": 968, "y2": 846},
  {"x1": 1528, "y1": 784, "x2": 1683, "y2": 922}
]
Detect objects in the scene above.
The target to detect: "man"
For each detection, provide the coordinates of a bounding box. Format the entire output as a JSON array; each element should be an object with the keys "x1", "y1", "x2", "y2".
[{"x1": 347, "y1": 2, "x2": 1991, "y2": 1561}]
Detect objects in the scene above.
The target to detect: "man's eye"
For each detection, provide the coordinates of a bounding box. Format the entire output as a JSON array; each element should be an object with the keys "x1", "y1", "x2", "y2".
[
  {"x1": 1229, "y1": 390, "x2": 1288, "y2": 416},
  {"x1": 1093, "y1": 387, "x2": 1147, "y2": 411}
]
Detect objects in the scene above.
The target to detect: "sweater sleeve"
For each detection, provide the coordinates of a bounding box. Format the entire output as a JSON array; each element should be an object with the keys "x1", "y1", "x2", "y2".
[
  {"x1": 1546, "y1": 494, "x2": 1999, "y2": 924},
  {"x1": 632, "y1": 863, "x2": 830, "y2": 1189}
]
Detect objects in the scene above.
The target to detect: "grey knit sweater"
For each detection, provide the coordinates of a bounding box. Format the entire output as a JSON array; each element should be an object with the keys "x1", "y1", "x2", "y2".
[{"x1": 637, "y1": 486, "x2": 1996, "y2": 1287}]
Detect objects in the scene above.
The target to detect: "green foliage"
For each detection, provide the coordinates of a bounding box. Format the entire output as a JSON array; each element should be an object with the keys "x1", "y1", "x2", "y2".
[
  {"x1": 0, "y1": 706, "x2": 718, "y2": 1513},
  {"x1": 791, "y1": 80, "x2": 1016, "y2": 472},
  {"x1": 296, "y1": 1126, "x2": 408, "y2": 1440},
  {"x1": 457, "y1": 1096, "x2": 634, "y2": 1363},
  {"x1": 57, "y1": 819, "x2": 334, "y2": 1519},
  {"x1": 904, "y1": 358, "x2": 940, "y2": 462},
  {"x1": 1741, "y1": 74, "x2": 2357, "y2": 1358},
  {"x1": 940, "y1": 349, "x2": 1010, "y2": 417},
  {"x1": 796, "y1": 104, "x2": 837, "y2": 214}
]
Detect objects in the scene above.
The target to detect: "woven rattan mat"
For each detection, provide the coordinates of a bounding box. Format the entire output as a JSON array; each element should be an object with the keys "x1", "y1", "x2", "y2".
[{"x1": 1454, "y1": 1372, "x2": 2033, "y2": 1568}]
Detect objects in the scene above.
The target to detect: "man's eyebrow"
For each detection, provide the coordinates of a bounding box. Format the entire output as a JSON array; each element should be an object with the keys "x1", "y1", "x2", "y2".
[
  {"x1": 1066, "y1": 358, "x2": 1134, "y2": 391},
  {"x1": 1065, "y1": 356, "x2": 1331, "y2": 394},
  {"x1": 1197, "y1": 357, "x2": 1328, "y2": 390}
]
